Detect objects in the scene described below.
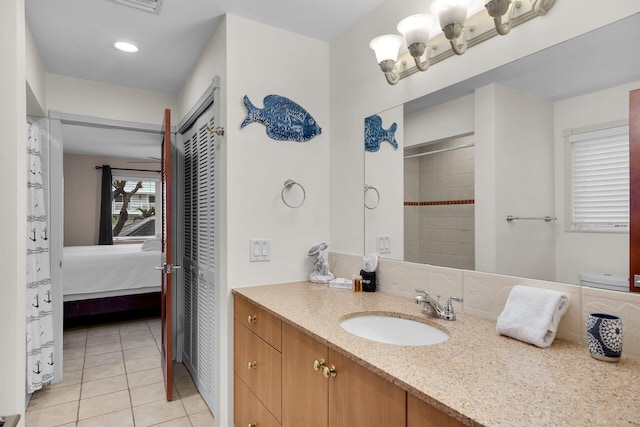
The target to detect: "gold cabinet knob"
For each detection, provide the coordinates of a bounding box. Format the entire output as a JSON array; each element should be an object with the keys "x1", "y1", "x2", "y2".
[
  {"x1": 247, "y1": 361, "x2": 257, "y2": 370},
  {"x1": 323, "y1": 365, "x2": 337, "y2": 379},
  {"x1": 313, "y1": 358, "x2": 326, "y2": 371},
  {"x1": 247, "y1": 424, "x2": 256, "y2": 427},
  {"x1": 247, "y1": 315, "x2": 257, "y2": 324}
]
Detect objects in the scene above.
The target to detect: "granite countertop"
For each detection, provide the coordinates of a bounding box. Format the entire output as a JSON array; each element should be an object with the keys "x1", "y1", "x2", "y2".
[{"x1": 233, "y1": 281, "x2": 640, "y2": 427}]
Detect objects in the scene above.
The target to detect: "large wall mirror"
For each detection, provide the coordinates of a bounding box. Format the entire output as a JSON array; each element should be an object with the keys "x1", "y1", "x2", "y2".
[{"x1": 364, "y1": 14, "x2": 640, "y2": 290}]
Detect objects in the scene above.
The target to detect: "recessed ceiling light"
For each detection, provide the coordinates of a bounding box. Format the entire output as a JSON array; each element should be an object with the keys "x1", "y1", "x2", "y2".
[{"x1": 114, "y1": 41, "x2": 139, "y2": 53}]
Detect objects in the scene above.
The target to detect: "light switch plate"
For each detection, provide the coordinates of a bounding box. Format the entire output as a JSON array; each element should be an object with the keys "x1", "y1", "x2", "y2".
[
  {"x1": 250, "y1": 239, "x2": 271, "y2": 261},
  {"x1": 376, "y1": 235, "x2": 391, "y2": 254}
]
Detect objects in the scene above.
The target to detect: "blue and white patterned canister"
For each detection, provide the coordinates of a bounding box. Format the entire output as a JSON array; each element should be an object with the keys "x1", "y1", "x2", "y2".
[{"x1": 587, "y1": 313, "x2": 622, "y2": 362}]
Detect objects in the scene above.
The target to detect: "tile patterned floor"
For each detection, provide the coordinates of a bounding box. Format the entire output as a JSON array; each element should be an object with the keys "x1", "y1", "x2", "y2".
[{"x1": 26, "y1": 318, "x2": 214, "y2": 427}]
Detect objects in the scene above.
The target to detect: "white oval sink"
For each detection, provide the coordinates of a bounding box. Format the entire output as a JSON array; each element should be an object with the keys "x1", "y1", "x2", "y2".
[{"x1": 340, "y1": 314, "x2": 449, "y2": 346}]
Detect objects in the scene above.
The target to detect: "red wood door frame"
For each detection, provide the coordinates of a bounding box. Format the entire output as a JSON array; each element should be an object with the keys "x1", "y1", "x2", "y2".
[
  {"x1": 161, "y1": 108, "x2": 174, "y2": 398},
  {"x1": 629, "y1": 90, "x2": 640, "y2": 292}
]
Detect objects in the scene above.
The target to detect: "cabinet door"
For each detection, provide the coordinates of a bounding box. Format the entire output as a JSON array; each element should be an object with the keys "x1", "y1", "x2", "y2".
[
  {"x1": 282, "y1": 323, "x2": 328, "y2": 427},
  {"x1": 407, "y1": 392, "x2": 466, "y2": 427},
  {"x1": 327, "y1": 349, "x2": 406, "y2": 426}
]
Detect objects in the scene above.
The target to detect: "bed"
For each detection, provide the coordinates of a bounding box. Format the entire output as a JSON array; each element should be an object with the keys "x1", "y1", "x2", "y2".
[{"x1": 63, "y1": 243, "x2": 162, "y2": 323}]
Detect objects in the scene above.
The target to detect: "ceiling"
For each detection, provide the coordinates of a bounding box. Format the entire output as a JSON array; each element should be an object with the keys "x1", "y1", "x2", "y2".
[
  {"x1": 26, "y1": 0, "x2": 384, "y2": 94},
  {"x1": 62, "y1": 123, "x2": 162, "y2": 159}
]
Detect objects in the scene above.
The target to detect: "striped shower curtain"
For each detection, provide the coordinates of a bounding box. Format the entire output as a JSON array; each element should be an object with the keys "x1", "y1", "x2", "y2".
[{"x1": 26, "y1": 119, "x2": 55, "y2": 393}]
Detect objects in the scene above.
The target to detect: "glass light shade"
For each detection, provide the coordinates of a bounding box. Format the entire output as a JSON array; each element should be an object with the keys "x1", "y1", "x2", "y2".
[
  {"x1": 397, "y1": 14, "x2": 435, "y2": 47},
  {"x1": 369, "y1": 34, "x2": 403, "y2": 63},
  {"x1": 114, "y1": 41, "x2": 139, "y2": 53},
  {"x1": 431, "y1": 0, "x2": 471, "y2": 27}
]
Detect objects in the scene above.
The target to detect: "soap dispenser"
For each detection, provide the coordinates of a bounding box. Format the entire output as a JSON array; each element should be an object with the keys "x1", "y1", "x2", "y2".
[{"x1": 360, "y1": 253, "x2": 378, "y2": 292}]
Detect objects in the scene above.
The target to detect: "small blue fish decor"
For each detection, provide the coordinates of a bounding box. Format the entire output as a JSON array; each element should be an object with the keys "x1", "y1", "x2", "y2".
[
  {"x1": 241, "y1": 95, "x2": 322, "y2": 142},
  {"x1": 364, "y1": 114, "x2": 398, "y2": 152}
]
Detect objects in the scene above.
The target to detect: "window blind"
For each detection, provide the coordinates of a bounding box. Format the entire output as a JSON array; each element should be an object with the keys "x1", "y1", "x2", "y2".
[{"x1": 570, "y1": 125, "x2": 629, "y2": 232}]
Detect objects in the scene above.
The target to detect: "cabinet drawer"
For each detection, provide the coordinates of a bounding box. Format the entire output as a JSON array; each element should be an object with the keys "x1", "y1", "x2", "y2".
[
  {"x1": 235, "y1": 320, "x2": 282, "y2": 421},
  {"x1": 235, "y1": 373, "x2": 281, "y2": 427},
  {"x1": 235, "y1": 296, "x2": 282, "y2": 351}
]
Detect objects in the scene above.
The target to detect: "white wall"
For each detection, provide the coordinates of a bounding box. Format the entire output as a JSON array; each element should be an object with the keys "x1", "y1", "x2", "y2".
[
  {"x1": 329, "y1": 0, "x2": 640, "y2": 257},
  {"x1": 26, "y1": 24, "x2": 46, "y2": 116},
  {"x1": 176, "y1": 17, "x2": 226, "y2": 121},
  {"x1": 0, "y1": 0, "x2": 27, "y2": 423},
  {"x1": 475, "y1": 84, "x2": 555, "y2": 280},
  {"x1": 404, "y1": 94, "x2": 474, "y2": 147},
  {"x1": 553, "y1": 80, "x2": 639, "y2": 284},
  {"x1": 46, "y1": 73, "x2": 178, "y2": 124},
  {"x1": 364, "y1": 105, "x2": 404, "y2": 259},
  {"x1": 225, "y1": 15, "x2": 330, "y2": 287}
]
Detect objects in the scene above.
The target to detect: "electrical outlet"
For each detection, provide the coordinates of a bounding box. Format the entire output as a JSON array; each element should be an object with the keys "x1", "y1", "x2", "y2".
[
  {"x1": 250, "y1": 239, "x2": 271, "y2": 261},
  {"x1": 376, "y1": 235, "x2": 391, "y2": 254}
]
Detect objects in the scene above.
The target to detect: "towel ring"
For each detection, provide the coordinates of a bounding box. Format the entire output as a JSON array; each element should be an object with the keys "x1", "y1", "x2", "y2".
[
  {"x1": 281, "y1": 179, "x2": 306, "y2": 208},
  {"x1": 364, "y1": 184, "x2": 380, "y2": 210}
]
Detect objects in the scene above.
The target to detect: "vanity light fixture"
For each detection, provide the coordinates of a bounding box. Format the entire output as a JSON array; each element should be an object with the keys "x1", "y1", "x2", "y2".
[
  {"x1": 370, "y1": 0, "x2": 556, "y2": 85},
  {"x1": 431, "y1": 0, "x2": 474, "y2": 55},
  {"x1": 114, "y1": 41, "x2": 139, "y2": 53},
  {"x1": 485, "y1": 0, "x2": 521, "y2": 35},
  {"x1": 397, "y1": 14, "x2": 436, "y2": 71},
  {"x1": 369, "y1": 34, "x2": 404, "y2": 85}
]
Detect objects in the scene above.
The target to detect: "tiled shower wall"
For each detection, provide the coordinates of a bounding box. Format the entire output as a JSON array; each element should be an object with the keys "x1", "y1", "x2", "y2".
[{"x1": 404, "y1": 135, "x2": 475, "y2": 269}]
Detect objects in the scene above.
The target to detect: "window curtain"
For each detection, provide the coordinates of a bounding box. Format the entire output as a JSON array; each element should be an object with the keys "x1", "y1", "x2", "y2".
[
  {"x1": 26, "y1": 120, "x2": 55, "y2": 393},
  {"x1": 98, "y1": 165, "x2": 113, "y2": 245}
]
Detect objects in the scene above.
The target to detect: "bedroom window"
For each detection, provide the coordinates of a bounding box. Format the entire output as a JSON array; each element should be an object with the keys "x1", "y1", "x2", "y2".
[
  {"x1": 570, "y1": 124, "x2": 629, "y2": 232},
  {"x1": 112, "y1": 174, "x2": 159, "y2": 238}
]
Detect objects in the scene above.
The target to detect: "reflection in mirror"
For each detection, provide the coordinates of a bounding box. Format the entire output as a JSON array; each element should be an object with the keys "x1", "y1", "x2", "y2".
[
  {"x1": 404, "y1": 135, "x2": 475, "y2": 269},
  {"x1": 364, "y1": 14, "x2": 640, "y2": 290}
]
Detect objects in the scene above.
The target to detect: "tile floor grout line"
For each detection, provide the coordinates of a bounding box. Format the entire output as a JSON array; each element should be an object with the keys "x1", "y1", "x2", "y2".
[{"x1": 75, "y1": 330, "x2": 86, "y2": 424}]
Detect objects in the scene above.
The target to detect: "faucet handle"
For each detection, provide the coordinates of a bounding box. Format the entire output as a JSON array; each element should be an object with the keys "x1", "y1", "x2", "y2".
[{"x1": 445, "y1": 296, "x2": 463, "y2": 311}]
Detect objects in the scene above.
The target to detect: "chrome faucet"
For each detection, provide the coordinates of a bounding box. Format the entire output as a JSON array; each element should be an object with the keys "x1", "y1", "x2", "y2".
[{"x1": 414, "y1": 288, "x2": 463, "y2": 321}]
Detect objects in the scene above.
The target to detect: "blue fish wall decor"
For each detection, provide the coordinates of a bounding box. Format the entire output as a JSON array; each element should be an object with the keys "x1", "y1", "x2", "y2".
[
  {"x1": 241, "y1": 95, "x2": 322, "y2": 142},
  {"x1": 364, "y1": 114, "x2": 398, "y2": 152}
]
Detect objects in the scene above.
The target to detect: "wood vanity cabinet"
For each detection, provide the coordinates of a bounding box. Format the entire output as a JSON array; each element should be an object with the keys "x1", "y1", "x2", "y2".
[
  {"x1": 407, "y1": 393, "x2": 467, "y2": 427},
  {"x1": 234, "y1": 296, "x2": 465, "y2": 427},
  {"x1": 282, "y1": 322, "x2": 329, "y2": 426},
  {"x1": 234, "y1": 297, "x2": 282, "y2": 426},
  {"x1": 281, "y1": 322, "x2": 406, "y2": 427}
]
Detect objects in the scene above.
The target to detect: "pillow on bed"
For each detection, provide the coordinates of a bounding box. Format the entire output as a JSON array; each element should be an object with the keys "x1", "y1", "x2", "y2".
[{"x1": 141, "y1": 238, "x2": 162, "y2": 251}]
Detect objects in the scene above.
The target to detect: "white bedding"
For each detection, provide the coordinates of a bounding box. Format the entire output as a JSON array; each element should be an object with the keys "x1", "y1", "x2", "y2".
[{"x1": 63, "y1": 244, "x2": 161, "y2": 301}]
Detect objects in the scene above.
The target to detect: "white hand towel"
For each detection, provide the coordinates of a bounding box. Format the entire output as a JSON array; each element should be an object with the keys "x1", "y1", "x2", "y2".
[{"x1": 496, "y1": 285, "x2": 569, "y2": 348}]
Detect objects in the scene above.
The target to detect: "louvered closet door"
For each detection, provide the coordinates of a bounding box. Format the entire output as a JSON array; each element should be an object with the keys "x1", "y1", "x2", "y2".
[
  {"x1": 180, "y1": 106, "x2": 219, "y2": 415},
  {"x1": 196, "y1": 116, "x2": 217, "y2": 407},
  {"x1": 182, "y1": 129, "x2": 198, "y2": 374}
]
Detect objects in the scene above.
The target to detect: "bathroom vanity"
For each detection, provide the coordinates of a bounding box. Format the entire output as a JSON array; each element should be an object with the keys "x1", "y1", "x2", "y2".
[{"x1": 233, "y1": 282, "x2": 640, "y2": 426}]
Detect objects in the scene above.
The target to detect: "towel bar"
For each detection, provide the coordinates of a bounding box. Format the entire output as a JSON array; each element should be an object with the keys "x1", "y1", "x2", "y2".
[{"x1": 506, "y1": 215, "x2": 557, "y2": 222}]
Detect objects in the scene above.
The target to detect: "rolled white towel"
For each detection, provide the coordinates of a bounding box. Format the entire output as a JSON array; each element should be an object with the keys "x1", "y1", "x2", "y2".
[{"x1": 496, "y1": 285, "x2": 569, "y2": 348}]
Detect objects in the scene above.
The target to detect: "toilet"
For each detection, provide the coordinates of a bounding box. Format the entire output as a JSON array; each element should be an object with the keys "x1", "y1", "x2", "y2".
[{"x1": 579, "y1": 272, "x2": 628, "y2": 292}]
